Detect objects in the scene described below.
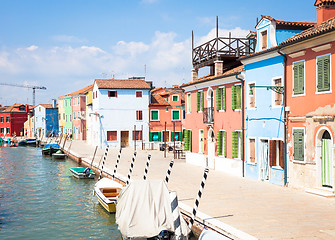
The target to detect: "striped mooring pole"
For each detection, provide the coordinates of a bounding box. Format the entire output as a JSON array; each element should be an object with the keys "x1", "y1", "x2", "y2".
[
  {"x1": 112, "y1": 148, "x2": 122, "y2": 179},
  {"x1": 188, "y1": 167, "x2": 209, "y2": 229},
  {"x1": 165, "y1": 160, "x2": 174, "y2": 184},
  {"x1": 143, "y1": 154, "x2": 151, "y2": 180},
  {"x1": 98, "y1": 145, "x2": 109, "y2": 180},
  {"x1": 126, "y1": 152, "x2": 137, "y2": 185},
  {"x1": 170, "y1": 191, "x2": 183, "y2": 239}
]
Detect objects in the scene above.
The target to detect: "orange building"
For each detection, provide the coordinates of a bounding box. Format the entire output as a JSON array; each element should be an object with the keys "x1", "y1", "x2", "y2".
[
  {"x1": 149, "y1": 86, "x2": 184, "y2": 148},
  {"x1": 281, "y1": 0, "x2": 335, "y2": 193}
]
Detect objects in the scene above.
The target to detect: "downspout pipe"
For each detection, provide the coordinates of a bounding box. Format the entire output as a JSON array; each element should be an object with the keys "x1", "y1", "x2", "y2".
[
  {"x1": 277, "y1": 49, "x2": 288, "y2": 186},
  {"x1": 235, "y1": 73, "x2": 245, "y2": 178}
]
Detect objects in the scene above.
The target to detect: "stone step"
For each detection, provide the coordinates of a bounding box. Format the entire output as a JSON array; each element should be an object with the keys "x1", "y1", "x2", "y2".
[{"x1": 305, "y1": 187, "x2": 335, "y2": 198}]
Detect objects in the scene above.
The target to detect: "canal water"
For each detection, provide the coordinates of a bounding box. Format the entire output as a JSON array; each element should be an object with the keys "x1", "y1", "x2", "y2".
[{"x1": 0, "y1": 146, "x2": 122, "y2": 239}]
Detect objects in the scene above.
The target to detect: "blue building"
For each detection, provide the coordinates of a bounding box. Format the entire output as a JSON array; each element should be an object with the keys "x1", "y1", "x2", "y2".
[
  {"x1": 34, "y1": 100, "x2": 59, "y2": 138},
  {"x1": 240, "y1": 15, "x2": 315, "y2": 186}
]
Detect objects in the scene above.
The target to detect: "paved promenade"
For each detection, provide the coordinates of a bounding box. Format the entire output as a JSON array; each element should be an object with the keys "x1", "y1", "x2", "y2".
[{"x1": 62, "y1": 140, "x2": 335, "y2": 240}]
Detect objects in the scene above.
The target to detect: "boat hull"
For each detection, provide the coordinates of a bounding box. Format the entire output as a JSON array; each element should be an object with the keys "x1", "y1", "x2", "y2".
[
  {"x1": 94, "y1": 178, "x2": 123, "y2": 213},
  {"x1": 52, "y1": 153, "x2": 67, "y2": 159},
  {"x1": 70, "y1": 167, "x2": 95, "y2": 179}
]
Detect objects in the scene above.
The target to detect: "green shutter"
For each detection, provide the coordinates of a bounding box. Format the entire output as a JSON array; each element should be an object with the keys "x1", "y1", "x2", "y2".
[
  {"x1": 187, "y1": 94, "x2": 191, "y2": 113},
  {"x1": 151, "y1": 111, "x2": 158, "y2": 120},
  {"x1": 293, "y1": 129, "x2": 304, "y2": 161},
  {"x1": 197, "y1": 92, "x2": 200, "y2": 112},
  {"x1": 222, "y1": 87, "x2": 226, "y2": 111},
  {"x1": 158, "y1": 132, "x2": 161, "y2": 142},
  {"x1": 171, "y1": 132, "x2": 174, "y2": 141},
  {"x1": 317, "y1": 56, "x2": 330, "y2": 92},
  {"x1": 293, "y1": 62, "x2": 304, "y2": 95},
  {"x1": 172, "y1": 110, "x2": 179, "y2": 120},
  {"x1": 223, "y1": 131, "x2": 227, "y2": 157},
  {"x1": 232, "y1": 131, "x2": 238, "y2": 158},
  {"x1": 216, "y1": 88, "x2": 221, "y2": 110},
  {"x1": 149, "y1": 132, "x2": 153, "y2": 142},
  {"x1": 200, "y1": 91, "x2": 204, "y2": 111},
  {"x1": 236, "y1": 85, "x2": 241, "y2": 109},
  {"x1": 189, "y1": 130, "x2": 192, "y2": 151},
  {"x1": 184, "y1": 130, "x2": 189, "y2": 151},
  {"x1": 217, "y1": 131, "x2": 223, "y2": 156},
  {"x1": 178, "y1": 132, "x2": 182, "y2": 141},
  {"x1": 232, "y1": 86, "x2": 236, "y2": 110},
  {"x1": 240, "y1": 132, "x2": 243, "y2": 160}
]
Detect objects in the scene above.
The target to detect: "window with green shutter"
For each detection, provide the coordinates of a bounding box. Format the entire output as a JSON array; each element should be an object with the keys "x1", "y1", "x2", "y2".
[
  {"x1": 232, "y1": 131, "x2": 238, "y2": 158},
  {"x1": 232, "y1": 85, "x2": 241, "y2": 110},
  {"x1": 293, "y1": 61, "x2": 304, "y2": 95},
  {"x1": 172, "y1": 110, "x2": 180, "y2": 120},
  {"x1": 232, "y1": 86, "x2": 236, "y2": 110},
  {"x1": 172, "y1": 95, "x2": 178, "y2": 101},
  {"x1": 171, "y1": 131, "x2": 182, "y2": 141},
  {"x1": 216, "y1": 87, "x2": 226, "y2": 111},
  {"x1": 216, "y1": 88, "x2": 221, "y2": 110},
  {"x1": 151, "y1": 110, "x2": 159, "y2": 121},
  {"x1": 184, "y1": 130, "x2": 192, "y2": 151},
  {"x1": 222, "y1": 87, "x2": 226, "y2": 111},
  {"x1": 317, "y1": 55, "x2": 330, "y2": 92},
  {"x1": 150, "y1": 132, "x2": 161, "y2": 142},
  {"x1": 199, "y1": 130, "x2": 204, "y2": 153},
  {"x1": 223, "y1": 131, "x2": 227, "y2": 157},
  {"x1": 187, "y1": 94, "x2": 191, "y2": 113},
  {"x1": 293, "y1": 129, "x2": 304, "y2": 161},
  {"x1": 197, "y1": 92, "x2": 200, "y2": 112},
  {"x1": 197, "y1": 91, "x2": 204, "y2": 112},
  {"x1": 217, "y1": 131, "x2": 223, "y2": 155}
]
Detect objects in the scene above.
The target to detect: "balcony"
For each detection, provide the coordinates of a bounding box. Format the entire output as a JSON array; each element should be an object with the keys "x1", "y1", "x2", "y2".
[{"x1": 203, "y1": 107, "x2": 214, "y2": 124}]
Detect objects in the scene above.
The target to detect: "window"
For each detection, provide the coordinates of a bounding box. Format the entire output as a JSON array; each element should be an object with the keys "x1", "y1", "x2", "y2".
[
  {"x1": 0, "y1": 117, "x2": 3, "y2": 122},
  {"x1": 78, "y1": 112, "x2": 80, "y2": 119},
  {"x1": 171, "y1": 132, "x2": 182, "y2": 141},
  {"x1": 197, "y1": 91, "x2": 204, "y2": 112},
  {"x1": 293, "y1": 129, "x2": 304, "y2": 161},
  {"x1": 232, "y1": 131, "x2": 242, "y2": 159},
  {"x1": 217, "y1": 130, "x2": 227, "y2": 157},
  {"x1": 39, "y1": 107, "x2": 41, "y2": 112},
  {"x1": 249, "y1": 138, "x2": 256, "y2": 163},
  {"x1": 64, "y1": 99, "x2": 67, "y2": 107},
  {"x1": 59, "y1": 114, "x2": 61, "y2": 120},
  {"x1": 150, "y1": 110, "x2": 159, "y2": 121},
  {"x1": 293, "y1": 61, "x2": 305, "y2": 95},
  {"x1": 6, "y1": 128, "x2": 9, "y2": 133},
  {"x1": 107, "y1": 131, "x2": 117, "y2": 141},
  {"x1": 133, "y1": 130, "x2": 142, "y2": 141},
  {"x1": 136, "y1": 110, "x2": 143, "y2": 120},
  {"x1": 65, "y1": 115, "x2": 67, "y2": 122},
  {"x1": 78, "y1": 126, "x2": 80, "y2": 134},
  {"x1": 0, "y1": 128, "x2": 3, "y2": 133},
  {"x1": 63, "y1": 113, "x2": 65, "y2": 120},
  {"x1": 73, "y1": 112, "x2": 76, "y2": 120},
  {"x1": 184, "y1": 130, "x2": 192, "y2": 151},
  {"x1": 78, "y1": 97, "x2": 80, "y2": 105},
  {"x1": 108, "y1": 91, "x2": 117, "y2": 97},
  {"x1": 6, "y1": 116, "x2": 10, "y2": 122},
  {"x1": 70, "y1": 115, "x2": 72, "y2": 121},
  {"x1": 248, "y1": 83, "x2": 256, "y2": 108},
  {"x1": 136, "y1": 91, "x2": 142, "y2": 98},
  {"x1": 216, "y1": 87, "x2": 226, "y2": 111},
  {"x1": 166, "y1": 96, "x2": 169, "y2": 102},
  {"x1": 187, "y1": 93, "x2": 191, "y2": 113},
  {"x1": 172, "y1": 110, "x2": 180, "y2": 121},
  {"x1": 317, "y1": 55, "x2": 331, "y2": 92},
  {"x1": 150, "y1": 132, "x2": 161, "y2": 141},
  {"x1": 261, "y1": 30, "x2": 267, "y2": 49},
  {"x1": 273, "y1": 78, "x2": 282, "y2": 106},
  {"x1": 166, "y1": 107, "x2": 169, "y2": 112},
  {"x1": 74, "y1": 127, "x2": 76, "y2": 134},
  {"x1": 93, "y1": 92, "x2": 95, "y2": 99},
  {"x1": 96, "y1": 91, "x2": 97, "y2": 98},
  {"x1": 269, "y1": 140, "x2": 284, "y2": 168},
  {"x1": 69, "y1": 99, "x2": 71, "y2": 106},
  {"x1": 172, "y1": 95, "x2": 179, "y2": 101},
  {"x1": 232, "y1": 85, "x2": 242, "y2": 110},
  {"x1": 199, "y1": 130, "x2": 204, "y2": 153}
]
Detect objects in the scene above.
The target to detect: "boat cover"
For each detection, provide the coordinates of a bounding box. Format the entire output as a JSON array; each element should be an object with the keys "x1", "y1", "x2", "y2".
[{"x1": 116, "y1": 180, "x2": 175, "y2": 238}]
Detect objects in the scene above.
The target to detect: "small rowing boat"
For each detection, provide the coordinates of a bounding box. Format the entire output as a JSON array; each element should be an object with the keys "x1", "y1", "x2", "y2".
[
  {"x1": 70, "y1": 167, "x2": 95, "y2": 179},
  {"x1": 94, "y1": 178, "x2": 123, "y2": 213},
  {"x1": 52, "y1": 150, "x2": 66, "y2": 159},
  {"x1": 42, "y1": 144, "x2": 61, "y2": 156}
]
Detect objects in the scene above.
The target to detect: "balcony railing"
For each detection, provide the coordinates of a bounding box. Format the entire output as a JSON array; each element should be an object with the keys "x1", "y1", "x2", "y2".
[{"x1": 203, "y1": 107, "x2": 214, "y2": 124}]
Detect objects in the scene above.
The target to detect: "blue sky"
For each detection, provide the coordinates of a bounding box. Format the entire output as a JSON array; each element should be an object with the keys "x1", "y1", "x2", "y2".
[{"x1": 0, "y1": 0, "x2": 316, "y2": 105}]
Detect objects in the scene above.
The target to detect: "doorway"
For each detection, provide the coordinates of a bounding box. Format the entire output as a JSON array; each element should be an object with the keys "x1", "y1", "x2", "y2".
[
  {"x1": 259, "y1": 139, "x2": 269, "y2": 181},
  {"x1": 121, "y1": 131, "x2": 129, "y2": 147},
  {"x1": 162, "y1": 131, "x2": 170, "y2": 143},
  {"x1": 321, "y1": 131, "x2": 333, "y2": 188},
  {"x1": 207, "y1": 128, "x2": 215, "y2": 169}
]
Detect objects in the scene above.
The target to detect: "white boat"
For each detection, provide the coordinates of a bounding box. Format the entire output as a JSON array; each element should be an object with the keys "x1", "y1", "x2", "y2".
[
  {"x1": 69, "y1": 167, "x2": 96, "y2": 179},
  {"x1": 52, "y1": 150, "x2": 67, "y2": 159},
  {"x1": 94, "y1": 177, "x2": 124, "y2": 213}
]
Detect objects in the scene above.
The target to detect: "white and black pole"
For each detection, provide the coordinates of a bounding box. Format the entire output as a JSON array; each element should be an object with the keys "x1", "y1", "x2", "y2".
[
  {"x1": 98, "y1": 145, "x2": 109, "y2": 180},
  {"x1": 143, "y1": 154, "x2": 151, "y2": 180},
  {"x1": 188, "y1": 167, "x2": 209, "y2": 229},
  {"x1": 112, "y1": 148, "x2": 122, "y2": 179},
  {"x1": 126, "y1": 152, "x2": 137, "y2": 185},
  {"x1": 165, "y1": 160, "x2": 174, "y2": 184}
]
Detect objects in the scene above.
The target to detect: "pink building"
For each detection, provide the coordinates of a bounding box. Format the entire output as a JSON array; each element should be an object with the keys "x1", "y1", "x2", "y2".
[{"x1": 71, "y1": 85, "x2": 93, "y2": 140}]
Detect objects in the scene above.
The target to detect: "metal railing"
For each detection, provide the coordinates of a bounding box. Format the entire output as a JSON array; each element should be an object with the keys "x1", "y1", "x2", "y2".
[{"x1": 203, "y1": 107, "x2": 214, "y2": 124}]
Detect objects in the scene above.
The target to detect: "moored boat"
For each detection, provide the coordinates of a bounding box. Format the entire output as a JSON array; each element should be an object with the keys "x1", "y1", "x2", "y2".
[
  {"x1": 94, "y1": 177, "x2": 124, "y2": 213},
  {"x1": 18, "y1": 139, "x2": 27, "y2": 146},
  {"x1": 26, "y1": 138, "x2": 37, "y2": 146},
  {"x1": 70, "y1": 167, "x2": 95, "y2": 179},
  {"x1": 42, "y1": 144, "x2": 61, "y2": 156},
  {"x1": 52, "y1": 149, "x2": 67, "y2": 159}
]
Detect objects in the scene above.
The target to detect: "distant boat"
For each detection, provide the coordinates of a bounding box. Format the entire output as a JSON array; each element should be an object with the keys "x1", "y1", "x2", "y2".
[
  {"x1": 52, "y1": 149, "x2": 67, "y2": 160},
  {"x1": 69, "y1": 167, "x2": 95, "y2": 179},
  {"x1": 26, "y1": 138, "x2": 37, "y2": 146},
  {"x1": 94, "y1": 177, "x2": 123, "y2": 213},
  {"x1": 18, "y1": 139, "x2": 27, "y2": 146},
  {"x1": 42, "y1": 144, "x2": 61, "y2": 156}
]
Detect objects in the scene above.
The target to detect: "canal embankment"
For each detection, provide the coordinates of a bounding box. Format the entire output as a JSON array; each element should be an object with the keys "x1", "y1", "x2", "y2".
[{"x1": 57, "y1": 139, "x2": 335, "y2": 240}]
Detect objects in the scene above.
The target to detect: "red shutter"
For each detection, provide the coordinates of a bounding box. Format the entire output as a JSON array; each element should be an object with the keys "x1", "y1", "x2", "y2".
[
  {"x1": 115, "y1": 91, "x2": 117, "y2": 97},
  {"x1": 279, "y1": 140, "x2": 284, "y2": 168},
  {"x1": 139, "y1": 111, "x2": 142, "y2": 120},
  {"x1": 139, "y1": 131, "x2": 142, "y2": 140},
  {"x1": 269, "y1": 140, "x2": 276, "y2": 167}
]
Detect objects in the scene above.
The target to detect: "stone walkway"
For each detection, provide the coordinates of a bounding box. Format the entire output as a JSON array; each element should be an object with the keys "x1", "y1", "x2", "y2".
[{"x1": 62, "y1": 140, "x2": 335, "y2": 240}]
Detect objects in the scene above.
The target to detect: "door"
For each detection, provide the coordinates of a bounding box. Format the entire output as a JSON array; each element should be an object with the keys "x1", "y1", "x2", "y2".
[
  {"x1": 207, "y1": 129, "x2": 215, "y2": 169},
  {"x1": 321, "y1": 131, "x2": 332, "y2": 188},
  {"x1": 121, "y1": 131, "x2": 129, "y2": 147},
  {"x1": 162, "y1": 131, "x2": 169, "y2": 143},
  {"x1": 259, "y1": 140, "x2": 269, "y2": 181}
]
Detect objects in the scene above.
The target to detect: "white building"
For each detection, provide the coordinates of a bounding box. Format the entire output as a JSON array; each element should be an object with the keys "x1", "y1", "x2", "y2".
[{"x1": 91, "y1": 78, "x2": 151, "y2": 148}]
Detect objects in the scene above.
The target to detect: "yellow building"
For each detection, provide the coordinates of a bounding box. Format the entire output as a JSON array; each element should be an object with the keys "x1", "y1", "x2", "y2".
[{"x1": 86, "y1": 89, "x2": 93, "y2": 144}]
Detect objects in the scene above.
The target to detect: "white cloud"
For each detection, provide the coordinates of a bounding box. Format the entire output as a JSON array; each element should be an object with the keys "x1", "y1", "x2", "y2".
[{"x1": 26, "y1": 45, "x2": 38, "y2": 51}]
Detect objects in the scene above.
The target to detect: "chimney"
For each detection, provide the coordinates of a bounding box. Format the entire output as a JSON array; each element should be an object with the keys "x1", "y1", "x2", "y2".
[
  {"x1": 52, "y1": 99, "x2": 57, "y2": 108},
  {"x1": 191, "y1": 68, "x2": 198, "y2": 82},
  {"x1": 315, "y1": 0, "x2": 335, "y2": 24},
  {"x1": 214, "y1": 60, "x2": 223, "y2": 76}
]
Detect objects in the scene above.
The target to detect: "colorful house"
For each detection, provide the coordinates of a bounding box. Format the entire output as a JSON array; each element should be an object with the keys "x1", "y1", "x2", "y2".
[
  {"x1": 24, "y1": 106, "x2": 35, "y2": 138},
  {"x1": 34, "y1": 101, "x2": 59, "y2": 138},
  {"x1": 0, "y1": 103, "x2": 29, "y2": 137},
  {"x1": 58, "y1": 95, "x2": 66, "y2": 135},
  {"x1": 63, "y1": 96, "x2": 73, "y2": 137},
  {"x1": 182, "y1": 24, "x2": 255, "y2": 176},
  {"x1": 240, "y1": 16, "x2": 315, "y2": 185},
  {"x1": 281, "y1": 0, "x2": 335, "y2": 193},
  {"x1": 86, "y1": 87, "x2": 93, "y2": 145},
  {"x1": 91, "y1": 78, "x2": 151, "y2": 148},
  {"x1": 149, "y1": 86, "x2": 184, "y2": 148},
  {"x1": 71, "y1": 84, "x2": 93, "y2": 140}
]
